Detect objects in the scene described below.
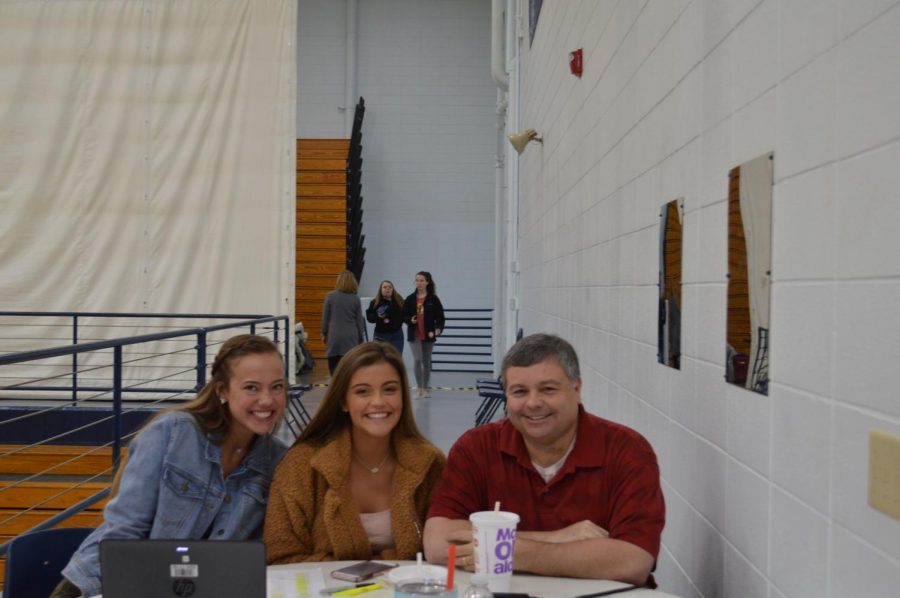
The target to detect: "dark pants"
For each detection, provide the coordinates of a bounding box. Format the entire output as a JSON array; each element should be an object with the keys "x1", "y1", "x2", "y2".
[
  {"x1": 328, "y1": 355, "x2": 343, "y2": 375},
  {"x1": 374, "y1": 329, "x2": 404, "y2": 355}
]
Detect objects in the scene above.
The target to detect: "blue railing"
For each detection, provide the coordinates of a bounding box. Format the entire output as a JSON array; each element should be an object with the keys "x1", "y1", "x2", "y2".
[
  {"x1": 0, "y1": 312, "x2": 291, "y2": 555},
  {"x1": 0, "y1": 312, "x2": 289, "y2": 402}
]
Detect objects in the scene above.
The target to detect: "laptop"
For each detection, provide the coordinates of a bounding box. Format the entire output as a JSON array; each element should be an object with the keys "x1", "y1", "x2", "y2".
[{"x1": 100, "y1": 539, "x2": 266, "y2": 598}]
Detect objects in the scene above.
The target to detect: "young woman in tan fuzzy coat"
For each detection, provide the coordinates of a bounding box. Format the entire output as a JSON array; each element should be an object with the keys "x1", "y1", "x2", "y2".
[{"x1": 264, "y1": 342, "x2": 445, "y2": 563}]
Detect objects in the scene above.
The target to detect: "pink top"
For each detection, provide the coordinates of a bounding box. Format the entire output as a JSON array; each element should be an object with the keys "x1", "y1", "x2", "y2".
[{"x1": 359, "y1": 510, "x2": 394, "y2": 553}]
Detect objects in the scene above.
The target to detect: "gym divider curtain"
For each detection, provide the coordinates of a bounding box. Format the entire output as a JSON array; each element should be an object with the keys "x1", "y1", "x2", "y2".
[{"x1": 0, "y1": 0, "x2": 296, "y2": 324}]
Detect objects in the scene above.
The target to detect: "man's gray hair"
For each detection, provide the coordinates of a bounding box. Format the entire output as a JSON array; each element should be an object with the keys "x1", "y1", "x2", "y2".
[{"x1": 501, "y1": 333, "x2": 580, "y2": 383}]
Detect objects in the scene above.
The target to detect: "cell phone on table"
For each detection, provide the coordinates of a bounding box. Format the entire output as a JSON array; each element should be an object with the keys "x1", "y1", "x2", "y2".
[{"x1": 330, "y1": 560, "x2": 396, "y2": 582}]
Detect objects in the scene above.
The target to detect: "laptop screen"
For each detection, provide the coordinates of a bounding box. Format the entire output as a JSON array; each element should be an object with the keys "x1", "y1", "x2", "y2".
[{"x1": 100, "y1": 539, "x2": 266, "y2": 598}]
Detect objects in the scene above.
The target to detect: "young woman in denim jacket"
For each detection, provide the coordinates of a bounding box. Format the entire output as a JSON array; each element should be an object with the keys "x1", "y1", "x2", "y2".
[{"x1": 52, "y1": 334, "x2": 288, "y2": 598}]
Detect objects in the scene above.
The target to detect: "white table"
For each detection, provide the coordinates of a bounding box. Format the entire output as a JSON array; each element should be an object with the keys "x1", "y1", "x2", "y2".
[{"x1": 267, "y1": 561, "x2": 681, "y2": 598}]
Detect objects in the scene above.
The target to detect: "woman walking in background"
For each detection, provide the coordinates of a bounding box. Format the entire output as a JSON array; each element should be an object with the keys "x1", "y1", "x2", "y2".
[
  {"x1": 366, "y1": 279, "x2": 405, "y2": 355},
  {"x1": 322, "y1": 270, "x2": 366, "y2": 375},
  {"x1": 403, "y1": 271, "x2": 445, "y2": 399}
]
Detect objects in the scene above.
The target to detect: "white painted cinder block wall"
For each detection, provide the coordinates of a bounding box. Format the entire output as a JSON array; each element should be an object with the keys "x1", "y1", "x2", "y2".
[
  {"x1": 297, "y1": 1, "x2": 347, "y2": 136},
  {"x1": 517, "y1": 1, "x2": 900, "y2": 597},
  {"x1": 297, "y1": 0, "x2": 497, "y2": 310}
]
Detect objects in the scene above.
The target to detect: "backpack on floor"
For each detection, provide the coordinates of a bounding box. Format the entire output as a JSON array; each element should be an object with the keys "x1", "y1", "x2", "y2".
[{"x1": 295, "y1": 324, "x2": 315, "y2": 375}]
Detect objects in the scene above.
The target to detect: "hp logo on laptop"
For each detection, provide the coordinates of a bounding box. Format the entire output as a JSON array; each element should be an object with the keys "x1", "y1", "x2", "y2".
[{"x1": 172, "y1": 578, "x2": 197, "y2": 597}]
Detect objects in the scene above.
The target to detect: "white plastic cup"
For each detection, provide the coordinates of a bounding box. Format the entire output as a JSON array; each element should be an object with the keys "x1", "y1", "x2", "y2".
[{"x1": 469, "y1": 511, "x2": 520, "y2": 592}]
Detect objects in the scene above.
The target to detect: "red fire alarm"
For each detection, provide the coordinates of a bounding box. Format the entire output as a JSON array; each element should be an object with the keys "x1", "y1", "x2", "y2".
[{"x1": 568, "y1": 48, "x2": 583, "y2": 78}]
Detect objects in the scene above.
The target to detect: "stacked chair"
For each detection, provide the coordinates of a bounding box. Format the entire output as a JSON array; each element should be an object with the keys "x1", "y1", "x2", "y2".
[
  {"x1": 284, "y1": 384, "x2": 313, "y2": 440},
  {"x1": 473, "y1": 377, "x2": 506, "y2": 426}
]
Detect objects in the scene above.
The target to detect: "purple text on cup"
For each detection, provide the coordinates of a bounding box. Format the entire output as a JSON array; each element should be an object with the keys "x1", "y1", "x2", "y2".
[{"x1": 492, "y1": 528, "x2": 516, "y2": 573}]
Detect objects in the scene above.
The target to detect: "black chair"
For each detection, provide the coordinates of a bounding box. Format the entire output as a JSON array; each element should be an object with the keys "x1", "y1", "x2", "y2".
[
  {"x1": 474, "y1": 377, "x2": 506, "y2": 426},
  {"x1": 284, "y1": 384, "x2": 313, "y2": 439},
  {"x1": 4, "y1": 526, "x2": 93, "y2": 598}
]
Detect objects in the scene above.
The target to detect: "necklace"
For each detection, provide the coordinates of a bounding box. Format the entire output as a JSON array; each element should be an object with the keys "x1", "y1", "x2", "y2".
[{"x1": 353, "y1": 451, "x2": 390, "y2": 474}]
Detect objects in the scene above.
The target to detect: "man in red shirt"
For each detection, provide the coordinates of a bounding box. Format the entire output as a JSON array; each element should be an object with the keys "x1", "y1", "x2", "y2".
[{"x1": 423, "y1": 334, "x2": 665, "y2": 586}]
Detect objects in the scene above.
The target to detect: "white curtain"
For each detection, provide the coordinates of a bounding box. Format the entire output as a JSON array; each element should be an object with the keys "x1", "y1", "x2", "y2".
[{"x1": 0, "y1": 0, "x2": 296, "y2": 324}]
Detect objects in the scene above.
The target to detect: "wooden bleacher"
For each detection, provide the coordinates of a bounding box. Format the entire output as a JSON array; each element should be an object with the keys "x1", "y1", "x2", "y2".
[
  {"x1": 296, "y1": 139, "x2": 349, "y2": 361},
  {"x1": 0, "y1": 445, "x2": 118, "y2": 588}
]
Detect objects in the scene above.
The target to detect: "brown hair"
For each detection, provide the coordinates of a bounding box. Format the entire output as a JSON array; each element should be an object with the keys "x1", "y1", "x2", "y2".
[
  {"x1": 335, "y1": 270, "x2": 359, "y2": 294},
  {"x1": 296, "y1": 341, "x2": 426, "y2": 446},
  {"x1": 415, "y1": 271, "x2": 436, "y2": 296},
  {"x1": 177, "y1": 334, "x2": 283, "y2": 435}
]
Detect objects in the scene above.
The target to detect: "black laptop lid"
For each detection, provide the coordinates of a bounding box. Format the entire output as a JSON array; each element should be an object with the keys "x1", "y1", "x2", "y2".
[{"x1": 100, "y1": 539, "x2": 266, "y2": 598}]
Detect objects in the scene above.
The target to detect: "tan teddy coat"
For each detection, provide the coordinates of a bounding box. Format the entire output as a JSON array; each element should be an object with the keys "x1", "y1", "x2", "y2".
[{"x1": 264, "y1": 428, "x2": 445, "y2": 564}]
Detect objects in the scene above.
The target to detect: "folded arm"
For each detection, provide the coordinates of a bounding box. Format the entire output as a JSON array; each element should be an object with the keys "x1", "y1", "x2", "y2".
[
  {"x1": 424, "y1": 517, "x2": 652, "y2": 585},
  {"x1": 513, "y1": 533, "x2": 654, "y2": 585}
]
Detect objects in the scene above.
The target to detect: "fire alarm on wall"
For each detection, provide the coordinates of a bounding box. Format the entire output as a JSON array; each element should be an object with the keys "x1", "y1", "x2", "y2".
[{"x1": 568, "y1": 48, "x2": 583, "y2": 78}]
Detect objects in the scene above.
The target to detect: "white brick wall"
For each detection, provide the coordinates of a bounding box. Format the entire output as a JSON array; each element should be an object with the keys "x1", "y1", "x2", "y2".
[
  {"x1": 297, "y1": 0, "x2": 348, "y2": 136},
  {"x1": 517, "y1": 1, "x2": 900, "y2": 596}
]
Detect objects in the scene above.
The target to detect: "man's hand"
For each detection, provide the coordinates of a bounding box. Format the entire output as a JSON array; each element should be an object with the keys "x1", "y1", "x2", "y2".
[
  {"x1": 428, "y1": 518, "x2": 651, "y2": 584},
  {"x1": 446, "y1": 529, "x2": 476, "y2": 572},
  {"x1": 423, "y1": 517, "x2": 472, "y2": 568}
]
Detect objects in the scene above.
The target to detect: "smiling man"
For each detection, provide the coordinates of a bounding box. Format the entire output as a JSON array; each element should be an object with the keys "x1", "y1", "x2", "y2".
[{"x1": 423, "y1": 334, "x2": 665, "y2": 587}]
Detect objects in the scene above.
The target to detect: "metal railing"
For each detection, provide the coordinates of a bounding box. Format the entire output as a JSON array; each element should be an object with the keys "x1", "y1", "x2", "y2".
[
  {"x1": 432, "y1": 308, "x2": 493, "y2": 373},
  {"x1": 0, "y1": 312, "x2": 290, "y2": 555},
  {"x1": 0, "y1": 312, "x2": 289, "y2": 402}
]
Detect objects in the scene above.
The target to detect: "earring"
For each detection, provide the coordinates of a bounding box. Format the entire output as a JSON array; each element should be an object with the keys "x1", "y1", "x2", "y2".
[{"x1": 219, "y1": 396, "x2": 226, "y2": 405}]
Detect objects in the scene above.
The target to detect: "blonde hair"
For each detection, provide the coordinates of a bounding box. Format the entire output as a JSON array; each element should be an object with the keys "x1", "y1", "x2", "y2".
[
  {"x1": 372, "y1": 279, "x2": 404, "y2": 309},
  {"x1": 335, "y1": 270, "x2": 359, "y2": 294}
]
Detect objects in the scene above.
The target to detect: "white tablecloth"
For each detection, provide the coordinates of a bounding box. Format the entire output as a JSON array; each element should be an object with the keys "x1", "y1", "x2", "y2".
[{"x1": 267, "y1": 560, "x2": 681, "y2": 598}]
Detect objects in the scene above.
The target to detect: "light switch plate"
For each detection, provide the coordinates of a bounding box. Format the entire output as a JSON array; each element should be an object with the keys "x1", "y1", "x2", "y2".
[{"x1": 869, "y1": 429, "x2": 900, "y2": 521}]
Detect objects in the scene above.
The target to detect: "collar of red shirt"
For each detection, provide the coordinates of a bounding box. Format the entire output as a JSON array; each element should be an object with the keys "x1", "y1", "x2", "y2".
[{"x1": 497, "y1": 405, "x2": 604, "y2": 478}]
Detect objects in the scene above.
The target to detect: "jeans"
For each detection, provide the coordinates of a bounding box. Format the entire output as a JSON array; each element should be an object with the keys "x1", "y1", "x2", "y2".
[
  {"x1": 373, "y1": 329, "x2": 404, "y2": 355},
  {"x1": 408, "y1": 338, "x2": 434, "y2": 389}
]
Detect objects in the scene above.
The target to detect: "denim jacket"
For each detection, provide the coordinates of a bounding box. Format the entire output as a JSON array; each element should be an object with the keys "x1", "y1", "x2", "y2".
[{"x1": 62, "y1": 411, "x2": 287, "y2": 597}]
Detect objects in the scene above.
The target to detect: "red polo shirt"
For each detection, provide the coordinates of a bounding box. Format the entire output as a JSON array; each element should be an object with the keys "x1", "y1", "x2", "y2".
[{"x1": 427, "y1": 406, "x2": 665, "y2": 560}]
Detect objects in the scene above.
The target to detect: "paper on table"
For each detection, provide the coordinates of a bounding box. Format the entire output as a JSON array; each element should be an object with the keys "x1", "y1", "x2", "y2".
[{"x1": 268, "y1": 567, "x2": 327, "y2": 598}]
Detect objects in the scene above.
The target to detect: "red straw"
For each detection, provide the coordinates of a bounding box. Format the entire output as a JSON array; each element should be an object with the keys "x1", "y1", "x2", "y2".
[{"x1": 446, "y1": 543, "x2": 456, "y2": 590}]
